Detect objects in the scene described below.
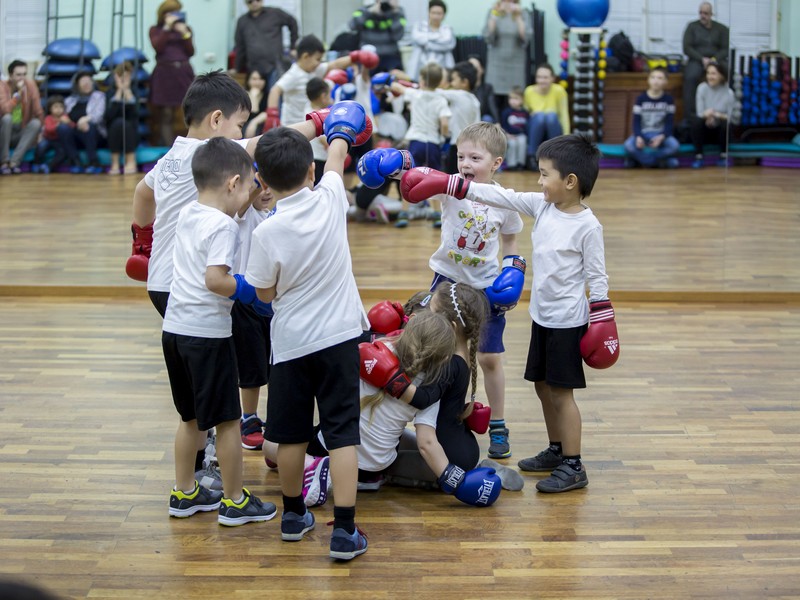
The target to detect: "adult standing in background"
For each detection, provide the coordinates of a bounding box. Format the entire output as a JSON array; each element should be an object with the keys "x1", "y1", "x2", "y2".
[
  {"x1": 407, "y1": 0, "x2": 456, "y2": 82},
  {"x1": 233, "y1": 0, "x2": 298, "y2": 90},
  {"x1": 149, "y1": 0, "x2": 195, "y2": 145},
  {"x1": 349, "y1": 1, "x2": 407, "y2": 73},
  {"x1": 682, "y1": 2, "x2": 729, "y2": 119},
  {"x1": 0, "y1": 60, "x2": 43, "y2": 175},
  {"x1": 483, "y1": 0, "x2": 532, "y2": 109}
]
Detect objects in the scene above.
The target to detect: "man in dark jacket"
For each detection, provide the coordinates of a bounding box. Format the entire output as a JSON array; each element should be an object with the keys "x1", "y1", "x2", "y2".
[
  {"x1": 682, "y1": 2, "x2": 729, "y2": 119},
  {"x1": 349, "y1": 1, "x2": 407, "y2": 72},
  {"x1": 233, "y1": 0, "x2": 299, "y2": 89}
]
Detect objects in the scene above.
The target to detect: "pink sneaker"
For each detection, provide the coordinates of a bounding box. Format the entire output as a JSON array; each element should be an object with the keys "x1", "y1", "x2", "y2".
[{"x1": 302, "y1": 456, "x2": 331, "y2": 507}]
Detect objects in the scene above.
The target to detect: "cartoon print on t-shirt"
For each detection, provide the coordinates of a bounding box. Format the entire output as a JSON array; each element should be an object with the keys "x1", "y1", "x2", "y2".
[{"x1": 454, "y1": 203, "x2": 495, "y2": 254}]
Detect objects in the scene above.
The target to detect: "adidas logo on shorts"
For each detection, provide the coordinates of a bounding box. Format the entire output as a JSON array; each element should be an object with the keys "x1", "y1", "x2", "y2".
[
  {"x1": 363, "y1": 358, "x2": 377, "y2": 375},
  {"x1": 604, "y1": 339, "x2": 619, "y2": 354}
]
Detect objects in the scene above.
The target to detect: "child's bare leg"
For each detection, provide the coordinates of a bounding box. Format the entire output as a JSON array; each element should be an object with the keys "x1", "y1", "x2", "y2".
[
  {"x1": 480, "y1": 351, "x2": 511, "y2": 458},
  {"x1": 534, "y1": 380, "x2": 559, "y2": 443},
  {"x1": 277, "y1": 443, "x2": 307, "y2": 497},
  {"x1": 175, "y1": 419, "x2": 200, "y2": 491},
  {"x1": 215, "y1": 419, "x2": 243, "y2": 499},
  {"x1": 328, "y1": 445, "x2": 357, "y2": 507},
  {"x1": 241, "y1": 386, "x2": 259, "y2": 415},
  {"x1": 479, "y1": 352, "x2": 505, "y2": 419},
  {"x1": 548, "y1": 386, "x2": 581, "y2": 457},
  {"x1": 109, "y1": 152, "x2": 121, "y2": 174}
]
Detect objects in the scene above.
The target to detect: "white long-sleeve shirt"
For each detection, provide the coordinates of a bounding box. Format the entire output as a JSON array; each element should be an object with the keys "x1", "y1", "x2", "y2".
[{"x1": 465, "y1": 183, "x2": 609, "y2": 328}]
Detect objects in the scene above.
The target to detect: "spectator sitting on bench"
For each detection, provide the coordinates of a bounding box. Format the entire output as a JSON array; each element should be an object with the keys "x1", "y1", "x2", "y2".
[{"x1": 691, "y1": 61, "x2": 734, "y2": 169}]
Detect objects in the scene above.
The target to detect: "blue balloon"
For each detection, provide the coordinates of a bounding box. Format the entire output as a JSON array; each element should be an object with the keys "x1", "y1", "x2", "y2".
[{"x1": 557, "y1": 0, "x2": 609, "y2": 28}]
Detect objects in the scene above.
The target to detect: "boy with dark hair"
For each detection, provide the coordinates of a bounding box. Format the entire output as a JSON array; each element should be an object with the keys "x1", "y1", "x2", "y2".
[
  {"x1": 164, "y1": 137, "x2": 276, "y2": 524},
  {"x1": 245, "y1": 101, "x2": 371, "y2": 560},
  {"x1": 129, "y1": 70, "x2": 324, "y2": 489},
  {"x1": 623, "y1": 67, "x2": 680, "y2": 169},
  {"x1": 400, "y1": 133, "x2": 619, "y2": 492},
  {"x1": 265, "y1": 34, "x2": 378, "y2": 131}
]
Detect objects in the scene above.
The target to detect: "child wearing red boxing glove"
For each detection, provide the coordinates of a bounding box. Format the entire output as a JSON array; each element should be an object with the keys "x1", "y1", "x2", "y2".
[{"x1": 400, "y1": 131, "x2": 616, "y2": 493}]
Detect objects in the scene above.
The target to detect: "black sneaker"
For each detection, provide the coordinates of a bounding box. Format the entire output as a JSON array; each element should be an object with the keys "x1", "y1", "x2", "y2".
[
  {"x1": 330, "y1": 525, "x2": 368, "y2": 560},
  {"x1": 281, "y1": 509, "x2": 315, "y2": 541},
  {"x1": 535, "y1": 463, "x2": 588, "y2": 493},
  {"x1": 518, "y1": 447, "x2": 562, "y2": 472},
  {"x1": 169, "y1": 482, "x2": 223, "y2": 518},
  {"x1": 487, "y1": 427, "x2": 511, "y2": 459},
  {"x1": 218, "y1": 488, "x2": 277, "y2": 526}
]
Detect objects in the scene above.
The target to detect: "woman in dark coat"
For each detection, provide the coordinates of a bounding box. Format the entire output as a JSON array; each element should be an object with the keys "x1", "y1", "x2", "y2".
[{"x1": 149, "y1": 0, "x2": 194, "y2": 145}]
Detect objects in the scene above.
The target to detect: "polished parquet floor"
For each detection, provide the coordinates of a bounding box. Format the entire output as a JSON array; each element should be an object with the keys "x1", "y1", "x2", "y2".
[{"x1": 0, "y1": 166, "x2": 798, "y2": 599}]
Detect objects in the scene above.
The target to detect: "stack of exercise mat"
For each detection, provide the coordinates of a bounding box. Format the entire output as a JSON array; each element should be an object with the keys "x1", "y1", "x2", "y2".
[
  {"x1": 736, "y1": 54, "x2": 800, "y2": 128},
  {"x1": 37, "y1": 38, "x2": 102, "y2": 95}
]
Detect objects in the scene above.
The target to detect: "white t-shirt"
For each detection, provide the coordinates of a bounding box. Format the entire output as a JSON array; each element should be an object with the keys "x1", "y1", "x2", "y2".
[
  {"x1": 403, "y1": 88, "x2": 451, "y2": 145},
  {"x1": 144, "y1": 136, "x2": 250, "y2": 293},
  {"x1": 274, "y1": 62, "x2": 329, "y2": 127},
  {"x1": 465, "y1": 183, "x2": 609, "y2": 328},
  {"x1": 245, "y1": 171, "x2": 368, "y2": 363},
  {"x1": 437, "y1": 89, "x2": 481, "y2": 143},
  {"x1": 429, "y1": 191, "x2": 524, "y2": 288},
  {"x1": 358, "y1": 378, "x2": 440, "y2": 472},
  {"x1": 162, "y1": 202, "x2": 240, "y2": 338},
  {"x1": 233, "y1": 204, "x2": 273, "y2": 274}
]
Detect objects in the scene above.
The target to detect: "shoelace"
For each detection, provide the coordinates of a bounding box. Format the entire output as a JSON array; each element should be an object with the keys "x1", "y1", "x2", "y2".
[{"x1": 490, "y1": 431, "x2": 506, "y2": 445}]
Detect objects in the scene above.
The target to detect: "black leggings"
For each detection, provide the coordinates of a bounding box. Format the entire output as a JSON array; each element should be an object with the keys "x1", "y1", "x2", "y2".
[{"x1": 690, "y1": 116, "x2": 727, "y2": 155}]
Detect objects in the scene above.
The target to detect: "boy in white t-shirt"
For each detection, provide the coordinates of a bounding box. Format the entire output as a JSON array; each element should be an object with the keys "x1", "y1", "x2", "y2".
[
  {"x1": 419, "y1": 123, "x2": 527, "y2": 460},
  {"x1": 129, "y1": 71, "x2": 327, "y2": 488},
  {"x1": 265, "y1": 34, "x2": 378, "y2": 131},
  {"x1": 162, "y1": 137, "x2": 276, "y2": 525},
  {"x1": 245, "y1": 101, "x2": 371, "y2": 561}
]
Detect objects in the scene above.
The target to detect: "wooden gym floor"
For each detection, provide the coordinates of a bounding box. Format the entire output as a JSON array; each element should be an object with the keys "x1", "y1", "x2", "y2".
[{"x1": 0, "y1": 166, "x2": 798, "y2": 599}]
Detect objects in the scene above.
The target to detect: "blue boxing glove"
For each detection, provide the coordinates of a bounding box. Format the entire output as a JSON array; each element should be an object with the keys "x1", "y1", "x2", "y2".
[
  {"x1": 230, "y1": 274, "x2": 272, "y2": 317},
  {"x1": 324, "y1": 100, "x2": 367, "y2": 147},
  {"x1": 485, "y1": 255, "x2": 526, "y2": 313},
  {"x1": 230, "y1": 274, "x2": 257, "y2": 304},
  {"x1": 357, "y1": 148, "x2": 415, "y2": 189},
  {"x1": 371, "y1": 71, "x2": 395, "y2": 93},
  {"x1": 438, "y1": 463, "x2": 501, "y2": 507}
]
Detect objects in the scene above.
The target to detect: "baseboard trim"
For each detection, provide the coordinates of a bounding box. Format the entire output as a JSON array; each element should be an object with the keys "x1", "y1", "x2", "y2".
[{"x1": 1, "y1": 285, "x2": 799, "y2": 305}]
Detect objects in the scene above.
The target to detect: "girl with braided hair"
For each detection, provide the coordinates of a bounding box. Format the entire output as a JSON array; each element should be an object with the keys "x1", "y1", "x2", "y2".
[{"x1": 383, "y1": 283, "x2": 524, "y2": 494}]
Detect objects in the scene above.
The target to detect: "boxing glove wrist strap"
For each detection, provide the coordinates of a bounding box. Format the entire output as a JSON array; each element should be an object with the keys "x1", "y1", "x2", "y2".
[
  {"x1": 438, "y1": 463, "x2": 466, "y2": 494},
  {"x1": 502, "y1": 255, "x2": 526, "y2": 273},
  {"x1": 588, "y1": 300, "x2": 614, "y2": 323}
]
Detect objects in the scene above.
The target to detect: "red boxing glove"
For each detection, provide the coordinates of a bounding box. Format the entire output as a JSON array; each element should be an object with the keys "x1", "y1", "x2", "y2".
[
  {"x1": 306, "y1": 107, "x2": 331, "y2": 137},
  {"x1": 125, "y1": 222, "x2": 153, "y2": 282},
  {"x1": 368, "y1": 300, "x2": 407, "y2": 334},
  {"x1": 325, "y1": 68, "x2": 350, "y2": 85},
  {"x1": 580, "y1": 300, "x2": 620, "y2": 369},
  {"x1": 349, "y1": 50, "x2": 380, "y2": 70},
  {"x1": 354, "y1": 115, "x2": 373, "y2": 146},
  {"x1": 464, "y1": 402, "x2": 491, "y2": 434},
  {"x1": 359, "y1": 341, "x2": 412, "y2": 398},
  {"x1": 264, "y1": 107, "x2": 280, "y2": 131},
  {"x1": 400, "y1": 167, "x2": 470, "y2": 204}
]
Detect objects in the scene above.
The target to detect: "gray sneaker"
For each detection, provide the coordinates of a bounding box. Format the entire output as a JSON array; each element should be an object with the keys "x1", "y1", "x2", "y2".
[
  {"x1": 169, "y1": 482, "x2": 223, "y2": 518},
  {"x1": 218, "y1": 488, "x2": 277, "y2": 526},
  {"x1": 535, "y1": 464, "x2": 588, "y2": 493},
  {"x1": 195, "y1": 462, "x2": 223, "y2": 491},
  {"x1": 281, "y1": 509, "x2": 315, "y2": 541},
  {"x1": 487, "y1": 427, "x2": 511, "y2": 459},
  {"x1": 479, "y1": 458, "x2": 524, "y2": 491},
  {"x1": 518, "y1": 447, "x2": 562, "y2": 472}
]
